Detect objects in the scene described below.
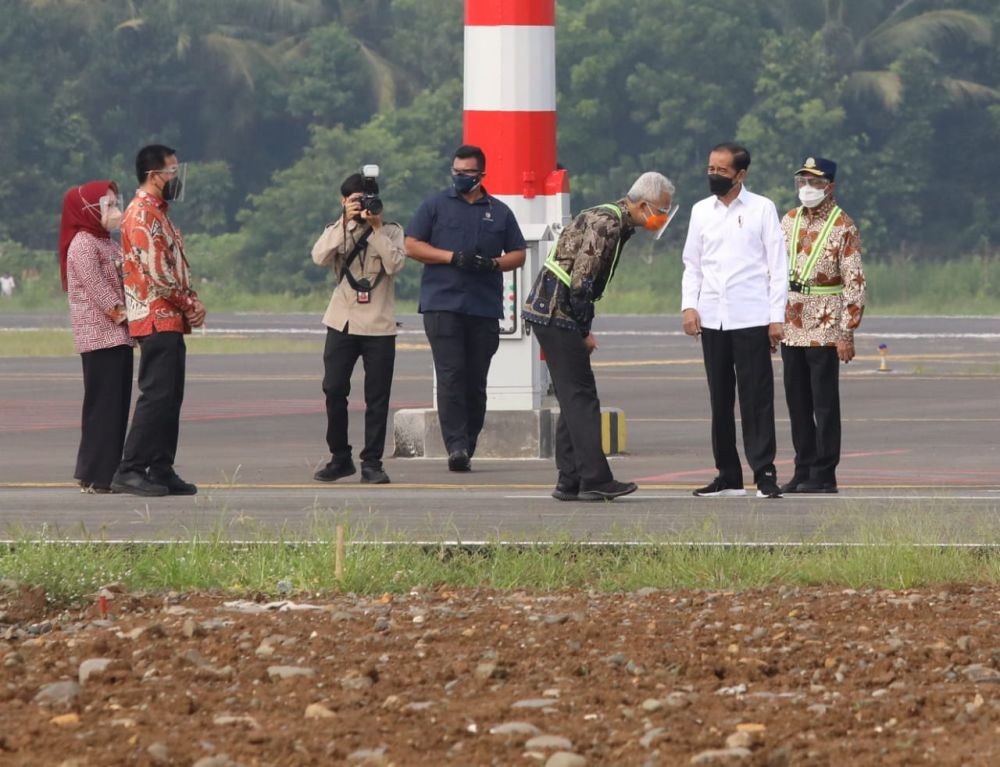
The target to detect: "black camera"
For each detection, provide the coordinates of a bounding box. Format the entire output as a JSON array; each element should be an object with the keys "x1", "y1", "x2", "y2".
[{"x1": 359, "y1": 163, "x2": 383, "y2": 216}]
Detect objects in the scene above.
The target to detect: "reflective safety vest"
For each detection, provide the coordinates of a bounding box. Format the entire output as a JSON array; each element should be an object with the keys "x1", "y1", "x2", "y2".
[
  {"x1": 543, "y1": 203, "x2": 625, "y2": 301},
  {"x1": 788, "y1": 205, "x2": 843, "y2": 296}
]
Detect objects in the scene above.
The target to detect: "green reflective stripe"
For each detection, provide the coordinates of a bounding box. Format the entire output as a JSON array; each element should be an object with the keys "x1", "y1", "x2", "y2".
[
  {"x1": 788, "y1": 205, "x2": 841, "y2": 288},
  {"x1": 802, "y1": 285, "x2": 843, "y2": 296},
  {"x1": 591, "y1": 204, "x2": 624, "y2": 301},
  {"x1": 543, "y1": 243, "x2": 572, "y2": 286},
  {"x1": 544, "y1": 204, "x2": 625, "y2": 296}
]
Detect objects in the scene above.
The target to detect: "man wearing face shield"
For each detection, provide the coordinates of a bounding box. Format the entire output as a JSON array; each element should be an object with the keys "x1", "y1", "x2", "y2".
[
  {"x1": 111, "y1": 144, "x2": 205, "y2": 497},
  {"x1": 310, "y1": 171, "x2": 406, "y2": 485},
  {"x1": 405, "y1": 145, "x2": 527, "y2": 472},
  {"x1": 779, "y1": 157, "x2": 866, "y2": 494},
  {"x1": 522, "y1": 172, "x2": 677, "y2": 501},
  {"x1": 60, "y1": 180, "x2": 133, "y2": 493}
]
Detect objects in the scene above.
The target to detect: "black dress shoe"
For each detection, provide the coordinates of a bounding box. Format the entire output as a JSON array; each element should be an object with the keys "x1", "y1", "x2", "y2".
[
  {"x1": 111, "y1": 471, "x2": 169, "y2": 497},
  {"x1": 313, "y1": 458, "x2": 357, "y2": 483},
  {"x1": 798, "y1": 480, "x2": 838, "y2": 493},
  {"x1": 551, "y1": 483, "x2": 579, "y2": 501},
  {"x1": 361, "y1": 464, "x2": 391, "y2": 484},
  {"x1": 447, "y1": 450, "x2": 470, "y2": 472},
  {"x1": 578, "y1": 479, "x2": 638, "y2": 501},
  {"x1": 150, "y1": 472, "x2": 198, "y2": 495},
  {"x1": 779, "y1": 477, "x2": 808, "y2": 494}
]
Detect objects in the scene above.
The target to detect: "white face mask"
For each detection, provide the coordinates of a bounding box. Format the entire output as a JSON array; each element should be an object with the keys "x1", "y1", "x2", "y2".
[
  {"x1": 798, "y1": 185, "x2": 828, "y2": 208},
  {"x1": 101, "y1": 206, "x2": 123, "y2": 232}
]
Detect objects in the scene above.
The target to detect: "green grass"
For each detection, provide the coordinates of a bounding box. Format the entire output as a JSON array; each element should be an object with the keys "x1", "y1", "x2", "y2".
[
  {"x1": 2, "y1": 253, "x2": 997, "y2": 316},
  {"x1": 3, "y1": 517, "x2": 1000, "y2": 604},
  {"x1": 598, "y1": 252, "x2": 1000, "y2": 315},
  {"x1": 0, "y1": 330, "x2": 327, "y2": 357}
]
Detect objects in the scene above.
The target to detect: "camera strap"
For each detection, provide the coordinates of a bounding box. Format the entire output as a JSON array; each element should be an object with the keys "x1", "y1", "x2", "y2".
[{"x1": 339, "y1": 226, "x2": 385, "y2": 293}]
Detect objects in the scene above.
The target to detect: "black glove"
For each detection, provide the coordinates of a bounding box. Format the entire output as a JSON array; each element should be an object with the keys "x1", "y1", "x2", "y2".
[{"x1": 451, "y1": 250, "x2": 497, "y2": 273}]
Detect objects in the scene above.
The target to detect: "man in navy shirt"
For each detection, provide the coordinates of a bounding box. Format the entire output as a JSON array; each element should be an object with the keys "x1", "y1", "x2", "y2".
[{"x1": 405, "y1": 145, "x2": 527, "y2": 471}]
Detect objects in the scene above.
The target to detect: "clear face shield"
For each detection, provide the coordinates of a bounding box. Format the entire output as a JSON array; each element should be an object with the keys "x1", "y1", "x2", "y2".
[
  {"x1": 99, "y1": 191, "x2": 124, "y2": 231},
  {"x1": 149, "y1": 162, "x2": 188, "y2": 202},
  {"x1": 80, "y1": 188, "x2": 124, "y2": 230},
  {"x1": 653, "y1": 203, "x2": 680, "y2": 241}
]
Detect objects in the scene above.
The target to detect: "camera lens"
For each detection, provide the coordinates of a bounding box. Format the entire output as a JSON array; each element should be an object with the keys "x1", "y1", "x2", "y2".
[{"x1": 365, "y1": 196, "x2": 383, "y2": 216}]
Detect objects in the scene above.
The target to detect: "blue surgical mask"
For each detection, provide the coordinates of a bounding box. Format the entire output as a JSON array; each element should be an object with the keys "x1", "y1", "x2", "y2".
[{"x1": 453, "y1": 174, "x2": 481, "y2": 195}]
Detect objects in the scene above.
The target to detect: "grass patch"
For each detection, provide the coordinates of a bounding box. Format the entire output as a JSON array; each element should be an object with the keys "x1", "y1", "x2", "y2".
[
  {"x1": 0, "y1": 330, "x2": 325, "y2": 357},
  {"x1": 3, "y1": 517, "x2": 1000, "y2": 603},
  {"x1": 2, "y1": 252, "x2": 997, "y2": 316}
]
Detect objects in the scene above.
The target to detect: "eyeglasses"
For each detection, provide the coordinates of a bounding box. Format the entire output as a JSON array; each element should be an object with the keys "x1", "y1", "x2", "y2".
[
  {"x1": 451, "y1": 168, "x2": 482, "y2": 177},
  {"x1": 794, "y1": 176, "x2": 830, "y2": 189},
  {"x1": 148, "y1": 166, "x2": 180, "y2": 177}
]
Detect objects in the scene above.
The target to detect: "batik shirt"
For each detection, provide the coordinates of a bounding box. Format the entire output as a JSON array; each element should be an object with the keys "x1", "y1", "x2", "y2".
[
  {"x1": 121, "y1": 190, "x2": 199, "y2": 337},
  {"x1": 781, "y1": 197, "x2": 866, "y2": 347},
  {"x1": 522, "y1": 200, "x2": 634, "y2": 335}
]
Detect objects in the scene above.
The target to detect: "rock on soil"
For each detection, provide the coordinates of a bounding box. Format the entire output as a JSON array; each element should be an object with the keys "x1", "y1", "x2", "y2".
[{"x1": 1, "y1": 586, "x2": 1000, "y2": 764}]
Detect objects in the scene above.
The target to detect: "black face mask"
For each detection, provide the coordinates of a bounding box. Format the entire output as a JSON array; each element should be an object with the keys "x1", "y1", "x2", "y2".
[
  {"x1": 162, "y1": 176, "x2": 183, "y2": 202},
  {"x1": 453, "y1": 173, "x2": 482, "y2": 195},
  {"x1": 708, "y1": 173, "x2": 735, "y2": 197}
]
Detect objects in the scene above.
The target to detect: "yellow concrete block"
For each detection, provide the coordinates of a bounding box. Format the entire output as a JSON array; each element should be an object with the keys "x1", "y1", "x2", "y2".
[{"x1": 600, "y1": 407, "x2": 626, "y2": 455}]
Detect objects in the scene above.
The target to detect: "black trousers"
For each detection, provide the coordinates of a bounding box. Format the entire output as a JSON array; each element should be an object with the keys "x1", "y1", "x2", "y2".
[
  {"x1": 119, "y1": 331, "x2": 186, "y2": 478},
  {"x1": 423, "y1": 311, "x2": 500, "y2": 455},
  {"x1": 322, "y1": 327, "x2": 396, "y2": 465},
  {"x1": 700, "y1": 326, "x2": 777, "y2": 486},
  {"x1": 532, "y1": 323, "x2": 613, "y2": 487},
  {"x1": 76, "y1": 345, "x2": 134, "y2": 488},
  {"x1": 781, "y1": 344, "x2": 841, "y2": 483}
]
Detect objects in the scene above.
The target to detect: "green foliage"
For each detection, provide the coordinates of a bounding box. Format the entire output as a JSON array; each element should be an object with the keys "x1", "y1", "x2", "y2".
[
  {"x1": 284, "y1": 24, "x2": 376, "y2": 125},
  {"x1": 238, "y1": 80, "x2": 460, "y2": 295},
  {"x1": 1, "y1": 0, "x2": 998, "y2": 291}
]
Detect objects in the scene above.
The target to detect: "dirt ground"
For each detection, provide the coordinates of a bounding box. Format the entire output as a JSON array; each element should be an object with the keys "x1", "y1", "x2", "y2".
[{"x1": 2, "y1": 583, "x2": 999, "y2": 767}]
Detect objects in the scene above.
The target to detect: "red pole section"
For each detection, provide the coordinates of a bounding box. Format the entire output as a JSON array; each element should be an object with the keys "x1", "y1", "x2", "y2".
[{"x1": 463, "y1": 0, "x2": 561, "y2": 202}]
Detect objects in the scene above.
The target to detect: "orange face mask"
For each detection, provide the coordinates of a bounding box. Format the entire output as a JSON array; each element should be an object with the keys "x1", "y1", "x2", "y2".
[
  {"x1": 644, "y1": 211, "x2": 668, "y2": 232},
  {"x1": 642, "y1": 202, "x2": 679, "y2": 240}
]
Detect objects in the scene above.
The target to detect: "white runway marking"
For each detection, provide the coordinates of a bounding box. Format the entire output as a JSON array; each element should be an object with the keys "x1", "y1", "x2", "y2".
[
  {"x1": 505, "y1": 494, "x2": 1000, "y2": 501},
  {"x1": 6, "y1": 327, "x2": 1000, "y2": 341}
]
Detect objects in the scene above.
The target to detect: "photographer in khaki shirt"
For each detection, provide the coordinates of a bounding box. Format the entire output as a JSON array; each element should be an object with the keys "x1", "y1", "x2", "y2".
[{"x1": 311, "y1": 172, "x2": 405, "y2": 484}]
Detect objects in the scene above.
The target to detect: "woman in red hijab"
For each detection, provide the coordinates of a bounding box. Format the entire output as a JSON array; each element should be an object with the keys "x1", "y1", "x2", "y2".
[{"x1": 60, "y1": 180, "x2": 134, "y2": 493}]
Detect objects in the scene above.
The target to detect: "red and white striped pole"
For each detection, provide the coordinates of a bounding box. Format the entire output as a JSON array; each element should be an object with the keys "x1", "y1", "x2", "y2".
[
  {"x1": 464, "y1": 0, "x2": 567, "y2": 411},
  {"x1": 463, "y1": 0, "x2": 569, "y2": 230}
]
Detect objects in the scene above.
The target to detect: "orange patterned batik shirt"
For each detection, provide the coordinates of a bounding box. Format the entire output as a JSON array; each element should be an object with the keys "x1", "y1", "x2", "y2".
[
  {"x1": 781, "y1": 197, "x2": 866, "y2": 347},
  {"x1": 120, "y1": 190, "x2": 199, "y2": 337}
]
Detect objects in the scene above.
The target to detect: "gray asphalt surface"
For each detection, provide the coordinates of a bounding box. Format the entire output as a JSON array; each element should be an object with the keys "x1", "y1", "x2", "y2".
[{"x1": 2, "y1": 313, "x2": 998, "y2": 542}]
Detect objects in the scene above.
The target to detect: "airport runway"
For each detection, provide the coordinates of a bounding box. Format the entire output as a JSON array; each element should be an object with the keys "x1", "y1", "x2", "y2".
[{"x1": 2, "y1": 313, "x2": 998, "y2": 542}]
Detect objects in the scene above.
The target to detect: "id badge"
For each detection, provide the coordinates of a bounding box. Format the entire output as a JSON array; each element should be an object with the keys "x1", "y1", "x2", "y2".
[{"x1": 357, "y1": 291, "x2": 370, "y2": 304}]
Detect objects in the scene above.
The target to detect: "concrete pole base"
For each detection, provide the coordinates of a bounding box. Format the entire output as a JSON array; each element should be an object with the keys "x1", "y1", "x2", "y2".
[{"x1": 392, "y1": 408, "x2": 554, "y2": 458}]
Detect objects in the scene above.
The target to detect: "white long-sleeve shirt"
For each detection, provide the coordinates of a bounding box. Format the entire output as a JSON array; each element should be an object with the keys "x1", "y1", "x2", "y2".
[{"x1": 681, "y1": 185, "x2": 787, "y2": 329}]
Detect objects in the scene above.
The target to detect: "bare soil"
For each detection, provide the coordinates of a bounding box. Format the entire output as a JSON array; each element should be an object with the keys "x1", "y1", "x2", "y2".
[{"x1": 2, "y1": 584, "x2": 999, "y2": 766}]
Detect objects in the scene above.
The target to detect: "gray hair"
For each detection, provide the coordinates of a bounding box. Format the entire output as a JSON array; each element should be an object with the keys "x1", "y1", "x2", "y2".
[{"x1": 626, "y1": 172, "x2": 675, "y2": 203}]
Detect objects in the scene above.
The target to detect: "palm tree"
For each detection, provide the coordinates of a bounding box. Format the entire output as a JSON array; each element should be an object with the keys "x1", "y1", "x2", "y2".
[{"x1": 763, "y1": 0, "x2": 998, "y2": 111}]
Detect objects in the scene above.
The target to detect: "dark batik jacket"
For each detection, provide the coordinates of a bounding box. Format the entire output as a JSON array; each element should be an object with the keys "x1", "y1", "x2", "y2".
[{"x1": 522, "y1": 200, "x2": 634, "y2": 335}]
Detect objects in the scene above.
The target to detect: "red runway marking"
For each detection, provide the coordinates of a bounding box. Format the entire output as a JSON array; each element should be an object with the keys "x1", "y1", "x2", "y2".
[{"x1": 0, "y1": 399, "x2": 432, "y2": 433}]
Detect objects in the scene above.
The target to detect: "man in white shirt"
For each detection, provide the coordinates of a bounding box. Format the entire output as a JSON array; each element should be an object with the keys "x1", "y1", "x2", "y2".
[{"x1": 681, "y1": 142, "x2": 787, "y2": 498}]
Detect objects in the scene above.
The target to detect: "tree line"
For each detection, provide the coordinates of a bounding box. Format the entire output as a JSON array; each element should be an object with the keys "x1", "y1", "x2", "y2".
[{"x1": 1, "y1": 0, "x2": 997, "y2": 300}]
